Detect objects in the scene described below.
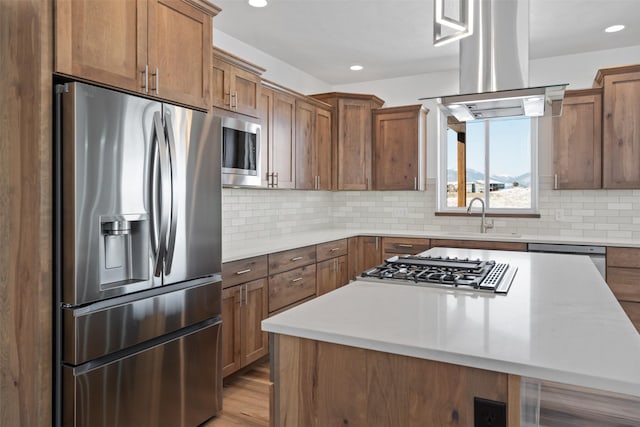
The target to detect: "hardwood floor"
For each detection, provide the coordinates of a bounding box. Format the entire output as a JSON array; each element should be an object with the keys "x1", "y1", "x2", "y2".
[{"x1": 205, "y1": 361, "x2": 270, "y2": 427}]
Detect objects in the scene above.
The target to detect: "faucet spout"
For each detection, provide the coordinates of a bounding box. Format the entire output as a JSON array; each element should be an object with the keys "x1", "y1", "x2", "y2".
[{"x1": 467, "y1": 197, "x2": 489, "y2": 233}]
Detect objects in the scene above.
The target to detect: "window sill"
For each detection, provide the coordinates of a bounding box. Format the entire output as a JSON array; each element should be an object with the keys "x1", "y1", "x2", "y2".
[{"x1": 435, "y1": 212, "x2": 541, "y2": 219}]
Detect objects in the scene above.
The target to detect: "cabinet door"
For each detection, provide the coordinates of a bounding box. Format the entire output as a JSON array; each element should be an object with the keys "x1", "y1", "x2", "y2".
[
  {"x1": 272, "y1": 92, "x2": 296, "y2": 189},
  {"x1": 316, "y1": 258, "x2": 337, "y2": 297},
  {"x1": 373, "y1": 109, "x2": 419, "y2": 190},
  {"x1": 259, "y1": 87, "x2": 274, "y2": 186},
  {"x1": 315, "y1": 107, "x2": 333, "y2": 190},
  {"x1": 602, "y1": 71, "x2": 640, "y2": 189},
  {"x1": 381, "y1": 237, "x2": 430, "y2": 258},
  {"x1": 222, "y1": 286, "x2": 241, "y2": 377},
  {"x1": 295, "y1": 100, "x2": 315, "y2": 189},
  {"x1": 357, "y1": 236, "x2": 382, "y2": 273},
  {"x1": 553, "y1": 90, "x2": 602, "y2": 189},
  {"x1": 231, "y1": 68, "x2": 261, "y2": 117},
  {"x1": 148, "y1": 0, "x2": 212, "y2": 109},
  {"x1": 335, "y1": 255, "x2": 349, "y2": 288},
  {"x1": 211, "y1": 58, "x2": 232, "y2": 110},
  {"x1": 242, "y1": 279, "x2": 269, "y2": 366},
  {"x1": 337, "y1": 99, "x2": 373, "y2": 190},
  {"x1": 55, "y1": 0, "x2": 147, "y2": 93}
]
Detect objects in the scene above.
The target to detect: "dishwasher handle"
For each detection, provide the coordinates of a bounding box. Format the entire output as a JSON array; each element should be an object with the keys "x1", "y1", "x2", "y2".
[{"x1": 527, "y1": 243, "x2": 605, "y2": 255}]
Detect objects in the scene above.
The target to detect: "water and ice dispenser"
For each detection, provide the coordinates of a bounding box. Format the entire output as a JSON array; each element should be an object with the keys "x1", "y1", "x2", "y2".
[{"x1": 99, "y1": 215, "x2": 149, "y2": 288}]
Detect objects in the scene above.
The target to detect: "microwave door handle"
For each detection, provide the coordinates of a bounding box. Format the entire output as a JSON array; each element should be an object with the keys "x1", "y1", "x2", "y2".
[
  {"x1": 163, "y1": 112, "x2": 178, "y2": 274},
  {"x1": 153, "y1": 111, "x2": 170, "y2": 277}
]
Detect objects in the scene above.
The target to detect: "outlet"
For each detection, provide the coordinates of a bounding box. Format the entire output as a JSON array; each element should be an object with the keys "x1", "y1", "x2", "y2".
[{"x1": 474, "y1": 397, "x2": 506, "y2": 427}]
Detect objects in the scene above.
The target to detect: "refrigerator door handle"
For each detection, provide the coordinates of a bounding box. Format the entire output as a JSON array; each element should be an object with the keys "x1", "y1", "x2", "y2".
[
  {"x1": 152, "y1": 111, "x2": 171, "y2": 277},
  {"x1": 164, "y1": 112, "x2": 178, "y2": 274}
]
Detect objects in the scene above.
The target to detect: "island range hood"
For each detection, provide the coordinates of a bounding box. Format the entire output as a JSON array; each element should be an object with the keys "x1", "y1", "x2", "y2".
[{"x1": 422, "y1": 0, "x2": 567, "y2": 121}]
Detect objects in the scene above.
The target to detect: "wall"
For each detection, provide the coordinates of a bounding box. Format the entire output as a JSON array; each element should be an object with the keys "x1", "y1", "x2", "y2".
[{"x1": 221, "y1": 43, "x2": 640, "y2": 245}]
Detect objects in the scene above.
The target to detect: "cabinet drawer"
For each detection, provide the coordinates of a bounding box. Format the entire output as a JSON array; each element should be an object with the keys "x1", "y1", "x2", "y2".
[
  {"x1": 222, "y1": 255, "x2": 268, "y2": 289},
  {"x1": 431, "y1": 239, "x2": 527, "y2": 252},
  {"x1": 619, "y1": 301, "x2": 640, "y2": 333},
  {"x1": 607, "y1": 267, "x2": 640, "y2": 302},
  {"x1": 607, "y1": 247, "x2": 640, "y2": 268},
  {"x1": 269, "y1": 264, "x2": 316, "y2": 313},
  {"x1": 382, "y1": 237, "x2": 430, "y2": 257},
  {"x1": 316, "y1": 239, "x2": 348, "y2": 262},
  {"x1": 268, "y1": 245, "x2": 316, "y2": 275}
]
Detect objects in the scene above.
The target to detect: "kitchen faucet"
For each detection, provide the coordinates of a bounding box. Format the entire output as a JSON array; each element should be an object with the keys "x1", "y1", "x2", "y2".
[{"x1": 466, "y1": 197, "x2": 493, "y2": 233}]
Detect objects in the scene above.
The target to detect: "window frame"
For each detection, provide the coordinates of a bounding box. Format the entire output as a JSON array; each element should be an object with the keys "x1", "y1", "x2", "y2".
[{"x1": 436, "y1": 108, "x2": 539, "y2": 214}]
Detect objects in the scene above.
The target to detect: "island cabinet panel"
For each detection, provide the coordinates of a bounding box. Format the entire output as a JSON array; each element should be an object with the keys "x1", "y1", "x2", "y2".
[
  {"x1": 268, "y1": 265, "x2": 316, "y2": 313},
  {"x1": 56, "y1": 0, "x2": 219, "y2": 109},
  {"x1": 597, "y1": 66, "x2": 640, "y2": 189},
  {"x1": 381, "y1": 237, "x2": 431, "y2": 258},
  {"x1": 431, "y1": 239, "x2": 527, "y2": 252},
  {"x1": 607, "y1": 246, "x2": 640, "y2": 331},
  {"x1": 272, "y1": 335, "x2": 516, "y2": 427},
  {"x1": 552, "y1": 89, "x2": 602, "y2": 189}
]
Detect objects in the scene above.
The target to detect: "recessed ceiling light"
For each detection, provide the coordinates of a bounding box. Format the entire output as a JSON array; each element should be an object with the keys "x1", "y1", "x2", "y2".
[
  {"x1": 350, "y1": 65, "x2": 363, "y2": 71},
  {"x1": 248, "y1": 0, "x2": 267, "y2": 7},
  {"x1": 605, "y1": 24, "x2": 625, "y2": 33}
]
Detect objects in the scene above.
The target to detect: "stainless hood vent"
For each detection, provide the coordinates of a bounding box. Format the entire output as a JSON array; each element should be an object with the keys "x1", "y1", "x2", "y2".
[{"x1": 423, "y1": 0, "x2": 567, "y2": 121}]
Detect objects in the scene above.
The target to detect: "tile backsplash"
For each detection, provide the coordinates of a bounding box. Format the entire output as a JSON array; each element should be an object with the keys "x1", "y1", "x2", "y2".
[{"x1": 223, "y1": 179, "x2": 640, "y2": 244}]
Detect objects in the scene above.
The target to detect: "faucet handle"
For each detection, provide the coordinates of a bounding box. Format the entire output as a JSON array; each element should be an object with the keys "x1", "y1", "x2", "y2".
[{"x1": 484, "y1": 218, "x2": 494, "y2": 230}]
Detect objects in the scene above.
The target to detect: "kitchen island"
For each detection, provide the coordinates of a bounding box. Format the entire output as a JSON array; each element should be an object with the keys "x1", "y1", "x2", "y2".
[{"x1": 262, "y1": 248, "x2": 640, "y2": 426}]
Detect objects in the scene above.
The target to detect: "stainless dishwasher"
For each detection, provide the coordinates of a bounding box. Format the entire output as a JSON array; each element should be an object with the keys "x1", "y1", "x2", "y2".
[{"x1": 527, "y1": 243, "x2": 606, "y2": 280}]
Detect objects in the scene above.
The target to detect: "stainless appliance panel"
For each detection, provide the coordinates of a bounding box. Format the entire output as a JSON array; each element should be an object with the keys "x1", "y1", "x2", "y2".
[
  {"x1": 162, "y1": 105, "x2": 222, "y2": 285},
  {"x1": 527, "y1": 243, "x2": 606, "y2": 280},
  {"x1": 63, "y1": 320, "x2": 222, "y2": 427},
  {"x1": 219, "y1": 115, "x2": 262, "y2": 187},
  {"x1": 63, "y1": 278, "x2": 221, "y2": 365},
  {"x1": 62, "y1": 82, "x2": 162, "y2": 305}
]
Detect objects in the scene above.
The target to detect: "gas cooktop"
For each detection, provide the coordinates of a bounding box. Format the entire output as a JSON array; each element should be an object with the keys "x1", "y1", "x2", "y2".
[{"x1": 360, "y1": 255, "x2": 517, "y2": 294}]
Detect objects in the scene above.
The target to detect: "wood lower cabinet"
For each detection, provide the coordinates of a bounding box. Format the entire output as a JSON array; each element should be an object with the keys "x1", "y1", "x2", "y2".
[
  {"x1": 222, "y1": 278, "x2": 269, "y2": 377},
  {"x1": 316, "y1": 239, "x2": 349, "y2": 296},
  {"x1": 381, "y1": 237, "x2": 431, "y2": 258},
  {"x1": 553, "y1": 88, "x2": 602, "y2": 189},
  {"x1": 348, "y1": 236, "x2": 383, "y2": 280},
  {"x1": 596, "y1": 65, "x2": 640, "y2": 189},
  {"x1": 607, "y1": 246, "x2": 640, "y2": 332},
  {"x1": 372, "y1": 105, "x2": 428, "y2": 190},
  {"x1": 55, "y1": 0, "x2": 219, "y2": 109},
  {"x1": 311, "y1": 92, "x2": 385, "y2": 190},
  {"x1": 212, "y1": 47, "x2": 264, "y2": 117},
  {"x1": 430, "y1": 239, "x2": 527, "y2": 252},
  {"x1": 269, "y1": 265, "x2": 317, "y2": 313}
]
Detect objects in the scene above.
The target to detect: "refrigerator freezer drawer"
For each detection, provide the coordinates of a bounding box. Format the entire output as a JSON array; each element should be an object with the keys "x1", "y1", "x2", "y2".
[
  {"x1": 63, "y1": 319, "x2": 222, "y2": 427},
  {"x1": 63, "y1": 279, "x2": 221, "y2": 365}
]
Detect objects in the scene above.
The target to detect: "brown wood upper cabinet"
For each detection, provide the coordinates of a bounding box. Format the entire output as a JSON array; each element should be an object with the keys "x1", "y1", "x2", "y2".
[
  {"x1": 311, "y1": 93, "x2": 385, "y2": 190},
  {"x1": 259, "y1": 84, "x2": 297, "y2": 188},
  {"x1": 373, "y1": 105, "x2": 428, "y2": 191},
  {"x1": 595, "y1": 65, "x2": 640, "y2": 189},
  {"x1": 295, "y1": 99, "x2": 333, "y2": 190},
  {"x1": 55, "y1": 0, "x2": 219, "y2": 110},
  {"x1": 552, "y1": 88, "x2": 602, "y2": 189},
  {"x1": 212, "y1": 47, "x2": 264, "y2": 117}
]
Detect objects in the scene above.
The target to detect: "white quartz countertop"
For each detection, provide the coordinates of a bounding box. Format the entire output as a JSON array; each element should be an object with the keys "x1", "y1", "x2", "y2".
[
  {"x1": 222, "y1": 228, "x2": 640, "y2": 262},
  {"x1": 262, "y1": 247, "x2": 640, "y2": 397}
]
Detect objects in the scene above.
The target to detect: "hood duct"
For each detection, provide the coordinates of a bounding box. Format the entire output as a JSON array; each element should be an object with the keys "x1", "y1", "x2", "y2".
[{"x1": 424, "y1": 0, "x2": 567, "y2": 121}]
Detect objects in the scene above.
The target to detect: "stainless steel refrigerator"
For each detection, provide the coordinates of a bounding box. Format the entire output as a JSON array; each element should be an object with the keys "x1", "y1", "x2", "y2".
[{"x1": 54, "y1": 82, "x2": 223, "y2": 426}]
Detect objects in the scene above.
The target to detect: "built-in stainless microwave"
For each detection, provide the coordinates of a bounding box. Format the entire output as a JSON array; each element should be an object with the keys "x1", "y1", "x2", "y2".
[{"x1": 217, "y1": 116, "x2": 261, "y2": 187}]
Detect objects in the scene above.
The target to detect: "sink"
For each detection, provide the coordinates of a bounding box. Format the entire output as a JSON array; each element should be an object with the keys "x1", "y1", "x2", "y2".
[{"x1": 441, "y1": 231, "x2": 522, "y2": 239}]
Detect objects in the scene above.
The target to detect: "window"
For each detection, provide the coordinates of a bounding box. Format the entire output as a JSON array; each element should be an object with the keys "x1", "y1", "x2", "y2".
[{"x1": 438, "y1": 113, "x2": 538, "y2": 213}]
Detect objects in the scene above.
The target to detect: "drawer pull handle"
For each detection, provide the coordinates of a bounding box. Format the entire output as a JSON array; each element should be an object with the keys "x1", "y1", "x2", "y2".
[
  {"x1": 329, "y1": 247, "x2": 341, "y2": 252},
  {"x1": 290, "y1": 256, "x2": 303, "y2": 261},
  {"x1": 235, "y1": 269, "x2": 251, "y2": 275},
  {"x1": 291, "y1": 277, "x2": 303, "y2": 283},
  {"x1": 398, "y1": 244, "x2": 413, "y2": 248}
]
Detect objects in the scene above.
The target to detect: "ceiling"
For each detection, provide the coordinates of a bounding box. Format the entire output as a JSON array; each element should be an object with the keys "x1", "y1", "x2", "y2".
[{"x1": 212, "y1": 0, "x2": 640, "y2": 85}]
